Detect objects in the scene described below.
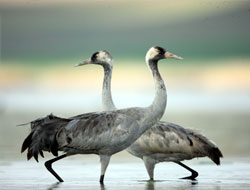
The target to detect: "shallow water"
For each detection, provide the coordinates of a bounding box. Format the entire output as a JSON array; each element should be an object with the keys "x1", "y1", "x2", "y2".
[{"x1": 0, "y1": 156, "x2": 250, "y2": 190}]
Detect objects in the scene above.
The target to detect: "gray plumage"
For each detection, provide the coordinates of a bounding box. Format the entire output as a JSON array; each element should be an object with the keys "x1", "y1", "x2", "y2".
[
  {"x1": 127, "y1": 121, "x2": 222, "y2": 164},
  {"x1": 81, "y1": 48, "x2": 223, "y2": 180},
  {"x1": 21, "y1": 47, "x2": 169, "y2": 183}
]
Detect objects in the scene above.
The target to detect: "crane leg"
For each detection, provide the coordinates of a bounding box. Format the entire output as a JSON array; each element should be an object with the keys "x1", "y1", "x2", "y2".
[
  {"x1": 143, "y1": 156, "x2": 155, "y2": 181},
  {"x1": 99, "y1": 155, "x2": 111, "y2": 184},
  {"x1": 45, "y1": 154, "x2": 68, "y2": 182},
  {"x1": 176, "y1": 161, "x2": 198, "y2": 180}
]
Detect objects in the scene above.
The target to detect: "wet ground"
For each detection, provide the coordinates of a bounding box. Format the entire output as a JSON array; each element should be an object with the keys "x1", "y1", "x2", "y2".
[{"x1": 0, "y1": 156, "x2": 250, "y2": 190}]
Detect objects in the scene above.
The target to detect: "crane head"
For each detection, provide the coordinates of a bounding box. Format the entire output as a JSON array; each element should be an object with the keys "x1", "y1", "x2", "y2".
[
  {"x1": 145, "y1": 46, "x2": 183, "y2": 63},
  {"x1": 75, "y1": 50, "x2": 113, "y2": 68}
]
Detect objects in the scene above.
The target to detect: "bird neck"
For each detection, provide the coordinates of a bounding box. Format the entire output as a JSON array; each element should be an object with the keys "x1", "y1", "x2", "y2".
[
  {"x1": 102, "y1": 65, "x2": 116, "y2": 111},
  {"x1": 144, "y1": 59, "x2": 167, "y2": 126}
]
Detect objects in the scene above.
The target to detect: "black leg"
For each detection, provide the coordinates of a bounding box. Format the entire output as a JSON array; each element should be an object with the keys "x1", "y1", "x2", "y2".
[
  {"x1": 99, "y1": 175, "x2": 104, "y2": 184},
  {"x1": 44, "y1": 154, "x2": 68, "y2": 182},
  {"x1": 176, "y1": 162, "x2": 198, "y2": 180}
]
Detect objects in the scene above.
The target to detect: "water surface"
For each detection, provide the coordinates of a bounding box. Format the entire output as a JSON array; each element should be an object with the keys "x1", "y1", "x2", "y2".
[{"x1": 0, "y1": 157, "x2": 250, "y2": 190}]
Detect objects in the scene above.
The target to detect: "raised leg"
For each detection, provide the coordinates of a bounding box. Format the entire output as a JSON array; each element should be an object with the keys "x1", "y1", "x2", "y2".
[
  {"x1": 99, "y1": 155, "x2": 111, "y2": 184},
  {"x1": 143, "y1": 156, "x2": 156, "y2": 181},
  {"x1": 44, "y1": 154, "x2": 68, "y2": 182},
  {"x1": 176, "y1": 161, "x2": 198, "y2": 180}
]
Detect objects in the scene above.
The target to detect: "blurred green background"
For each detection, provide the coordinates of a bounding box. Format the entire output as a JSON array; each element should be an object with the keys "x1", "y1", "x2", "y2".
[
  {"x1": 1, "y1": 0, "x2": 250, "y2": 62},
  {"x1": 0, "y1": 0, "x2": 250, "y2": 160}
]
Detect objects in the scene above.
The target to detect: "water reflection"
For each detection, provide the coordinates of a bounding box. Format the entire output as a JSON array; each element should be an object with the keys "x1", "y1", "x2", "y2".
[
  {"x1": 190, "y1": 181, "x2": 199, "y2": 190},
  {"x1": 47, "y1": 182, "x2": 61, "y2": 190},
  {"x1": 100, "y1": 184, "x2": 106, "y2": 190},
  {"x1": 145, "y1": 181, "x2": 154, "y2": 190},
  {"x1": 144, "y1": 180, "x2": 199, "y2": 190}
]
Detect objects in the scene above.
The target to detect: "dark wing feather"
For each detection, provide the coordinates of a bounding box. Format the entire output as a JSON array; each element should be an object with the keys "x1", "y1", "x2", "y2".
[
  {"x1": 21, "y1": 114, "x2": 71, "y2": 162},
  {"x1": 21, "y1": 131, "x2": 34, "y2": 153},
  {"x1": 164, "y1": 121, "x2": 223, "y2": 165}
]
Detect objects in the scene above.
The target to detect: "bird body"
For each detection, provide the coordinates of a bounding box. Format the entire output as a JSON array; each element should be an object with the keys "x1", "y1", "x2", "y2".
[
  {"x1": 127, "y1": 121, "x2": 221, "y2": 164},
  {"x1": 79, "y1": 47, "x2": 222, "y2": 180},
  {"x1": 57, "y1": 108, "x2": 149, "y2": 156}
]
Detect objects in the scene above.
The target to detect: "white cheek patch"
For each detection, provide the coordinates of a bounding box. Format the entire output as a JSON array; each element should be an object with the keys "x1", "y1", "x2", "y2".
[
  {"x1": 146, "y1": 48, "x2": 159, "y2": 62},
  {"x1": 98, "y1": 51, "x2": 106, "y2": 61},
  {"x1": 98, "y1": 51, "x2": 112, "y2": 63}
]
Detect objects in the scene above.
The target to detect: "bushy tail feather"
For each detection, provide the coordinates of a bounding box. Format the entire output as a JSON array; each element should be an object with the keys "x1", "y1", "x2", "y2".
[
  {"x1": 21, "y1": 114, "x2": 70, "y2": 162},
  {"x1": 40, "y1": 150, "x2": 44, "y2": 158},
  {"x1": 50, "y1": 134, "x2": 59, "y2": 157},
  {"x1": 21, "y1": 132, "x2": 33, "y2": 153},
  {"x1": 185, "y1": 129, "x2": 223, "y2": 165},
  {"x1": 208, "y1": 147, "x2": 223, "y2": 165}
]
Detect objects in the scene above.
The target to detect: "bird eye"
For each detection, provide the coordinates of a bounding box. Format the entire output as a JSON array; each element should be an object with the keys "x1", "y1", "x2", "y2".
[{"x1": 91, "y1": 52, "x2": 99, "y2": 61}]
